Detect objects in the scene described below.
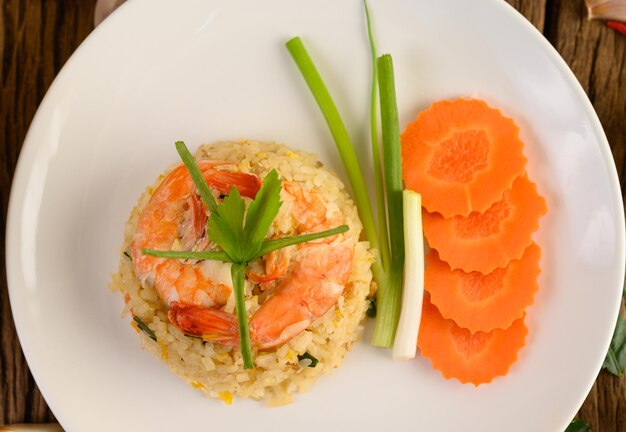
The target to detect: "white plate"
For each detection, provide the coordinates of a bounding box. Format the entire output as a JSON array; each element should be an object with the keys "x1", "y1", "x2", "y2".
[{"x1": 7, "y1": 0, "x2": 625, "y2": 431}]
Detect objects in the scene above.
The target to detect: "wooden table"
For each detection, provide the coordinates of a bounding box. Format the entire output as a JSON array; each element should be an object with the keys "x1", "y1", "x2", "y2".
[{"x1": 1, "y1": 0, "x2": 624, "y2": 430}]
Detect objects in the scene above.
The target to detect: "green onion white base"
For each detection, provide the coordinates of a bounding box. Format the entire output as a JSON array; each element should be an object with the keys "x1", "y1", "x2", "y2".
[{"x1": 392, "y1": 190, "x2": 424, "y2": 360}]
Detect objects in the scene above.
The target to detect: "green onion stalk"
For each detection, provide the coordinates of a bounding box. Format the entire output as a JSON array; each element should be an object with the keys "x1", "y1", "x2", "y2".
[
  {"x1": 285, "y1": 33, "x2": 404, "y2": 347},
  {"x1": 284, "y1": 37, "x2": 385, "y2": 288}
]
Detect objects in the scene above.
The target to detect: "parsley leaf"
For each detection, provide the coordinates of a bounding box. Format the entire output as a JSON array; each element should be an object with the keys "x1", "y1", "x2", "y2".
[
  {"x1": 243, "y1": 169, "x2": 282, "y2": 258},
  {"x1": 207, "y1": 170, "x2": 283, "y2": 263},
  {"x1": 208, "y1": 186, "x2": 246, "y2": 262}
]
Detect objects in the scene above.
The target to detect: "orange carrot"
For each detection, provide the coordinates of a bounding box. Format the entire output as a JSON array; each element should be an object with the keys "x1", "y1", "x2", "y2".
[
  {"x1": 401, "y1": 98, "x2": 527, "y2": 217},
  {"x1": 417, "y1": 296, "x2": 528, "y2": 386},
  {"x1": 425, "y1": 243, "x2": 541, "y2": 333},
  {"x1": 422, "y1": 174, "x2": 546, "y2": 273}
]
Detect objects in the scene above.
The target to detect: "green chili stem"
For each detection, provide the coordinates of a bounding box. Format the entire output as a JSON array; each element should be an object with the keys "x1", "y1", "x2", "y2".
[
  {"x1": 231, "y1": 263, "x2": 253, "y2": 369},
  {"x1": 285, "y1": 36, "x2": 385, "y2": 288}
]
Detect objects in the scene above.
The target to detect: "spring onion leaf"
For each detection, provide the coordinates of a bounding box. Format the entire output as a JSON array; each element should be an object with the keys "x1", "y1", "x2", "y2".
[
  {"x1": 392, "y1": 190, "x2": 423, "y2": 359},
  {"x1": 285, "y1": 36, "x2": 385, "y2": 287},
  {"x1": 133, "y1": 316, "x2": 157, "y2": 342},
  {"x1": 297, "y1": 352, "x2": 319, "y2": 368},
  {"x1": 564, "y1": 419, "x2": 591, "y2": 432},
  {"x1": 377, "y1": 55, "x2": 403, "y2": 264},
  {"x1": 372, "y1": 54, "x2": 404, "y2": 347},
  {"x1": 285, "y1": 33, "x2": 406, "y2": 348},
  {"x1": 364, "y1": 0, "x2": 390, "y2": 270}
]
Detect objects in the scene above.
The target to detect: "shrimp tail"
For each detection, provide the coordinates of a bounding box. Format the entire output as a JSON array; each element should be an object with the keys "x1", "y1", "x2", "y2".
[
  {"x1": 168, "y1": 301, "x2": 238, "y2": 342},
  {"x1": 205, "y1": 169, "x2": 262, "y2": 198}
]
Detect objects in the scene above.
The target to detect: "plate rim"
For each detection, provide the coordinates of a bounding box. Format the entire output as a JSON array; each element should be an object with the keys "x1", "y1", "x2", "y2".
[{"x1": 5, "y1": 0, "x2": 625, "y2": 430}]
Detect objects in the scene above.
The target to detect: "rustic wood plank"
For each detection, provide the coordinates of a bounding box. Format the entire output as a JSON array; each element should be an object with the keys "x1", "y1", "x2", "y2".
[
  {"x1": 0, "y1": 0, "x2": 93, "y2": 425},
  {"x1": 545, "y1": 0, "x2": 626, "y2": 193}
]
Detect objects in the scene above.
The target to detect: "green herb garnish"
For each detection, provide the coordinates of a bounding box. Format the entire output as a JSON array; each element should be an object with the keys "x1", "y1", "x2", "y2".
[
  {"x1": 285, "y1": 22, "x2": 405, "y2": 347},
  {"x1": 175, "y1": 141, "x2": 219, "y2": 214},
  {"x1": 123, "y1": 250, "x2": 132, "y2": 260},
  {"x1": 133, "y1": 316, "x2": 157, "y2": 342},
  {"x1": 284, "y1": 36, "x2": 384, "y2": 288},
  {"x1": 364, "y1": 0, "x2": 390, "y2": 271},
  {"x1": 565, "y1": 419, "x2": 591, "y2": 432},
  {"x1": 371, "y1": 54, "x2": 404, "y2": 347},
  {"x1": 142, "y1": 142, "x2": 348, "y2": 369},
  {"x1": 297, "y1": 352, "x2": 319, "y2": 368},
  {"x1": 143, "y1": 226, "x2": 347, "y2": 262}
]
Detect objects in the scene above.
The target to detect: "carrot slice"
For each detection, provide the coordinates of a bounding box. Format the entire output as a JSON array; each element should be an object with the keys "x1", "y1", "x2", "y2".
[
  {"x1": 401, "y1": 98, "x2": 527, "y2": 217},
  {"x1": 425, "y1": 243, "x2": 541, "y2": 333},
  {"x1": 423, "y1": 174, "x2": 546, "y2": 273},
  {"x1": 418, "y1": 296, "x2": 527, "y2": 386}
]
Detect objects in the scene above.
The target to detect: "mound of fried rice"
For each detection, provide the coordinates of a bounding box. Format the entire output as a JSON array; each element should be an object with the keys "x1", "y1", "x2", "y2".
[{"x1": 109, "y1": 140, "x2": 373, "y2": 405}]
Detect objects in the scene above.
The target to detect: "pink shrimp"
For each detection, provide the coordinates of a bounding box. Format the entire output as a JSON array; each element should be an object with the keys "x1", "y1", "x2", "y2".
[
  {"x1": 247, "y1": 248, "x2": 291, "y2": 286},
  {"x1": 168, "y1": 182, "x2": 355, "y2": 349},
  {"x1": 169, "y1": 240, "x2": 354, "y2": 349},
  {"x1": 130, "y1": 160, "x2": 261, "y2": 310}
]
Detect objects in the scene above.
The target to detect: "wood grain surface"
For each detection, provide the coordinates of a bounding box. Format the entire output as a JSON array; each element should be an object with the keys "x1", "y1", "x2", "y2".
[{"x1": 1, "y1": 0, "x2": 624, "y2": 430}]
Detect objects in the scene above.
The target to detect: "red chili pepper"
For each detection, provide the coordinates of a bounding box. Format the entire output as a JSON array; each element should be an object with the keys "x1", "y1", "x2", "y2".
[{"x1": 607, "y1": 20, "x2": 626, "y2": 37}]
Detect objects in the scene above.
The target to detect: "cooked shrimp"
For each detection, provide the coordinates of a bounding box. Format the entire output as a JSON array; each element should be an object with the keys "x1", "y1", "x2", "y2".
[
  {"x1": 130, "y1": 160, "x2": 261, "y2": 309},
  {"x1": 168, "y1": 183, "x2": 355, "y2": 349},
  {"x1": 169, "y1": 239, "x2": 354, "y2": 349},
  {"x1": 247, "y1": 248, "x2": 291, "y2": 285},
  {"x1": 133, "y1": 163, "x2": 354, "y2": 349}
]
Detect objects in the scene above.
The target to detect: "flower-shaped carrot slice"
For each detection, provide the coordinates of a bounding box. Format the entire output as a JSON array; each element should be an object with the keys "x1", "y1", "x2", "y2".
[
  {"x1": 402, "y1": 98, "x2": 527, "y2": 217},
  {"x1": 425, "y1": 243, "x2": 541, "y2": 333},
  {"x1": 423, "y1": 174, "x2": 546, "y2": 273},
  {"x1": 418, "y1": 297, "x2": 528, "y2": 386}
]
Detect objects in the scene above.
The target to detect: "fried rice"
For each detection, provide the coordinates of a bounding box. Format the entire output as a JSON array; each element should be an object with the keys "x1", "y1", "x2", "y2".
[{"x1": 109, "y1": 140, "x2": 373, "y2": 405}]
